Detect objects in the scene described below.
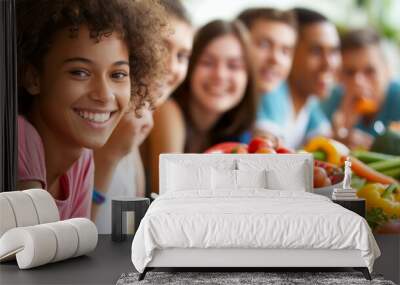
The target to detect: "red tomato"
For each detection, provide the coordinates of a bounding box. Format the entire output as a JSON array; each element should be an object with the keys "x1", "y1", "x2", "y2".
[
  {"x1": 255, "y1": 147, "x2": 276, "y2": 154},
  {"x1": 248, "y1": 137, "x2": 274, "y2": 153},
  {"x1": 204, "y1": 142, "x2": 247, "y2": 154},
  {"x1": 231, "y1": 145, "x2": 248, "y2": 154},
  {"x1": 276, "y1": 147, "x2": 294, "y2": 154},
  {"x1": 313, "y1": 166, "x2": 331, "y2": 188}
]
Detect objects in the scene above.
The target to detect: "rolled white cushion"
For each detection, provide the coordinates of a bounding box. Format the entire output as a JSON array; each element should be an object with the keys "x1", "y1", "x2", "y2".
[
  {"x1": 64, "y1": 218, "x2": 98, "y2": 257},
  {"x1": 0, "y1": 218, "x2": 97, "y2": 269},
  {"x1": 23, "y1": 189, "x2": 59, "y2": 223},
  {"x1": 0, "y1": 226, "x2": 57, "y2": 269},
  {"x1": 42, "y1": 221, "x2": 79, "y2": 262},
  {"x1": 0, "y1": 196, "x2": 17, "y2": 237},
  {"x1": 0, "y1": 192, "x2": 39, "y2": 227}
]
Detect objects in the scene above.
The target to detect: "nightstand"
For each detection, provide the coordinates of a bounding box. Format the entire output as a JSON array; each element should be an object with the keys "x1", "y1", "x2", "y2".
[
  {"x1": 332, "y1": 198, "x2": 366, "y2": 218},
  {"x1": 111, "y1": 197, "x2": 150, "y2": 242}
]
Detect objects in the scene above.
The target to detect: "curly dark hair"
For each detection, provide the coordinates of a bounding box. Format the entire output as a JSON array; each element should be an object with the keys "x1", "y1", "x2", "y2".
[{"x1": 17, "y1": 0, "x2": 168, "y2": 115}]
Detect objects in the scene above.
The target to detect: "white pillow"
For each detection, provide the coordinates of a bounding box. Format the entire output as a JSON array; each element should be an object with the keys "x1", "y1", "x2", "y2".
[
  {"x1": 167, "y1": 162, "x2": 212, "y2": 191},
  {"x1": 211, "y1": 169, "x2": 268, "y2": 190},
  {"x1": 212, "y1": 169, "x2": 237, "y2": 190},
  {"x1": 237, "y1": 157, "x2": 308, "y2": 191},
  {"x1": 236, "y1": 169, "x2": 268, "y2": 189},
  {"x1": 267, "y1": 167, "x2": 307, "y2": 191}
]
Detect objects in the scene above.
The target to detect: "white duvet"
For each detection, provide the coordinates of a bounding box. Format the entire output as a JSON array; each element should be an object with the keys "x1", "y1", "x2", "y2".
[{"x1": 131, "y1": 190, "x2": 380, "y2": 273}]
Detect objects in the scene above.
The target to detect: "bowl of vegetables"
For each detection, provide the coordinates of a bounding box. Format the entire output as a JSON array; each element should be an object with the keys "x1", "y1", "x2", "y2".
[{"x1": 312, "y1": 160, "x2": 344, "y2": 198}]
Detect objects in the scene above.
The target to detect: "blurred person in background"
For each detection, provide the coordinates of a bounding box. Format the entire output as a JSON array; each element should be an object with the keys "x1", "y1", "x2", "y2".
[
  {"x1": 141, "y1": 0, "x2": 194, "y2": 196},
  {"x1": 321, "y1": 28, "x2": 400, "y2": 149},
  {"x1": 255, "y1": 8, "x2": 341, "y2": 149},
  {"x1": 237, "y1": 8, "x2": 297, "y2": 146},
  {"x1": 94, "y1": 0, "x2": 193, "y2": 233},
  {"x1": 237, "y1": 8, "x2": 297, "y2": 95},
  {"x1": 150, "y1": 19, "x2": 258, "y2": 193}
]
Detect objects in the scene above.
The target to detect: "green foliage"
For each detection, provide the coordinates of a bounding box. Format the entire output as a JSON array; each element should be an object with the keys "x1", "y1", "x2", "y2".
[{"x1": 352, "y1": 0, "x2": 400, "y2": 45}]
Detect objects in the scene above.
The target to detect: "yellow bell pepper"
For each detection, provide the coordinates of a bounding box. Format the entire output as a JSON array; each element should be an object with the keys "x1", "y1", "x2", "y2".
[
  {"x1": 304, "y1": 136, "x2": 349, "y2": 165},
  {"x1": 357, "y1": 183, "x2": 400, "y2": 218},
  {"x1": 395, "y1": 188, "x2": 400, "y2": 203}
]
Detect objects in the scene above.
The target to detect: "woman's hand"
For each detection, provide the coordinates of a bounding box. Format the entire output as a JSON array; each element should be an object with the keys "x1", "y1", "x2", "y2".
[
  {"x1": 91, "y1": 104, "x2": 154, "y2": 221},
  {"x1": 96, "y1": 104, "x2": 154, "y2": 162}
]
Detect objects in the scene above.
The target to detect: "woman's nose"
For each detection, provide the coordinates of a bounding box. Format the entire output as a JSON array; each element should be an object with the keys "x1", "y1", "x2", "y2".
[
  {"x1": 89, "y1": 77, "x2": 114, "y2": 102},
  {"x1": 212, "y1": 63, "x2": 228, "y2": 81}
]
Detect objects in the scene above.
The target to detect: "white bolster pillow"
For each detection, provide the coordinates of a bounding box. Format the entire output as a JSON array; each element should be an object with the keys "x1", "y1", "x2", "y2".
[
  {"x1": 0, "y1": 189, "x2": 59, "y2": 238},
  {"x1": 0, "y1": 226, "x2": 57, "y2": 268},
  {"x1": 0, "y1": 196, "x2": 17, "y2": 237},
  {"x1": 64, "y1": 218, "x2": 98, "y2": 257},
  {"x1": 23, "y1": 189, "x2": 60, "y2": 223},
  {"x1": 0, "y1": 191, "x2": 39, "y2": 227},
  {"x1": 42, "y1": 221, "x2": 79, "y2": 263},
  {"x1": 0, "y1": 218, "x2": 97, "y2": 269}
]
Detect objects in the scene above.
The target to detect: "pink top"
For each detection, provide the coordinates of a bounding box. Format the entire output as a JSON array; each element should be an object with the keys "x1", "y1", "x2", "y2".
[{"x1": 18, "y1": 116, "x2": 94, "y2": 220}]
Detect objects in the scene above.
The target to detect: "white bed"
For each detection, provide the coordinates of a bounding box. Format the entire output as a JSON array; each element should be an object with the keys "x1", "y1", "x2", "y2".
[{"x1": 131, "y1": 154, "x2": 380, "y2": 280}]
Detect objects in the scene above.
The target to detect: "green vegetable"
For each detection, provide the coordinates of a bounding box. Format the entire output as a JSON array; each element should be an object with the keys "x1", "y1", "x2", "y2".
[
  {"x1": 381, "y1": 184, "x2": 398, "y2": 199},
  {"x1": 351, "y1": 150, "x2": 397, "y2": 163},
  {"x1": 351, "y1": 175, "x2": 367, "y2": 189},
  {"x1": 382, "y1": 168, "x2": 400, "y2": 179},
  {"x1": 312, "y1": 151, "x2": 327, "y2": 161},
  {"x1": 368, "y1": 158, "x2": 400, "y2": 172},
  {"x1": 366, "y1": 208, "x2": 389, "y2": 230}
]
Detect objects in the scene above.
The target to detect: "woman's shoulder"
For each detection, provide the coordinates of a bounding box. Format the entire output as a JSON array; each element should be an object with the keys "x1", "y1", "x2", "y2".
[
  {"x1": 17, "y1": 115, "x2": 47, "y2": 188},
  {"x1": 156, "y1": 98, "x2": 182, "y2": 113},
  {"x1": 149, "y1": 98, "x2": 186, "y2": 150},
  {"x1": 17, "y1": 115, "x2": 45, "y2": 158},
  {"x1": 153, "y1": 98, "x2": 184, "y2": 123}
]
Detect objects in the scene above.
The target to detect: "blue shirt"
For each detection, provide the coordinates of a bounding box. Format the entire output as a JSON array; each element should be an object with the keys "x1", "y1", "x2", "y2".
[
  {"x1": 257, "y1": 83, "x2": 331, "y2": 149},
  {"x1": 321, "y1": 80, "x2": 400, "y2": 137}
]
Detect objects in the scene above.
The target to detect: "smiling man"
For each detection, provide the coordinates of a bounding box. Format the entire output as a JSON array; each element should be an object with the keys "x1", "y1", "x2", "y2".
[
  {"x1": 238, "y1": 8, "x2": 297, "y2": 95},
  {"x1": 254, "y1": 8, "x2": 340, "y2": 148}
]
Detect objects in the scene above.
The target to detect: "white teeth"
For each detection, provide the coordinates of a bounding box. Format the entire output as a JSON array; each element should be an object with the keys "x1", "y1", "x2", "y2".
[{"x1": 76, "y1": 110, "x2": 111, "y2": 123}]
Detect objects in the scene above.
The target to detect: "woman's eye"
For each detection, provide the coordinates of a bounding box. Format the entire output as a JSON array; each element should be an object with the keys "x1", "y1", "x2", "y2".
[
  {"x1": 199, "y1": 58, "x2": 214, "y2": 67},
  {"x1": 177, "y1": 51, "x2": 190, "y2": 63},
  {"x1": 111, "y1": 72, "x2": 129, "y2": 80},
  {"x1": 227, "y1": 60, "x2": 244, "y2": 71},
  {"x1": 258, "y1": 39, "x2": 270, "y2": 49},
  {"x1": 70, "y1": 69, "x2": 90, "y2": 78}
]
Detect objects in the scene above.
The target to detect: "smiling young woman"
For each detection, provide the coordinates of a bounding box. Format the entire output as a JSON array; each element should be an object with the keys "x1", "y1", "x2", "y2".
[
  {"x1": 16, "y1": 0, "x2": 168, "y2": 220},
  {"x1": 173, "y1": 20, "x2": 257, "y2": 153},
  {"x1": 147, "y1": 19, "x2": 258, "y2": 194}
]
